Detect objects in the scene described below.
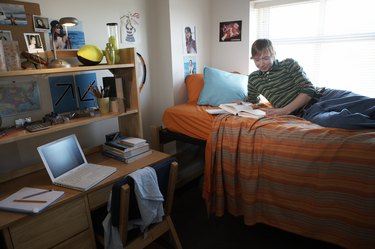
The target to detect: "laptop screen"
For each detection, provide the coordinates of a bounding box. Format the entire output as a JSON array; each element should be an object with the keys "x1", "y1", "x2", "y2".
[{"x1": 38, "y1": 135, "x2": 86, "y2": 178}]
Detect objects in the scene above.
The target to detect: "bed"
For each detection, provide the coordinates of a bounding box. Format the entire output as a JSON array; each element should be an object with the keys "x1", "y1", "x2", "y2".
[{"x1": 160, "y1": 69, "x2": 375, "y2": 249}]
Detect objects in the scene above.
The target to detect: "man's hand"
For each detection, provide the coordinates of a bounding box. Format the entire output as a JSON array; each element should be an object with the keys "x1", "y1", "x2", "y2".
[
  {"x1": 261, "y1": 107, "x2": 288, "y2": 116},
  {"x1": 262, "y1": 93, "x2": 312, "y2": 116}
]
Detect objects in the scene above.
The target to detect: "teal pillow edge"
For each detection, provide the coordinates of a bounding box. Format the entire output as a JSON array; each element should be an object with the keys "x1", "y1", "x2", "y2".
[{"x1": 197, "y1": 66, "x2": 248, "y2": 106}]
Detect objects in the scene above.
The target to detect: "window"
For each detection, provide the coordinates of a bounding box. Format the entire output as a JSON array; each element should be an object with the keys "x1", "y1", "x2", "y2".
[{"x1": 250, "y1": 0, "x2": 375, "y2": 97}]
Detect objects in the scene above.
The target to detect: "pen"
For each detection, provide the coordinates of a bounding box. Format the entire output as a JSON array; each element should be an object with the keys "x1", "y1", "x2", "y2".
[
  {"x1": 21, "y1": 189, "x2": 52, "y2": 199},
  {"x1": 13, "y1": 199, "x2": 47, "y2": 203}
]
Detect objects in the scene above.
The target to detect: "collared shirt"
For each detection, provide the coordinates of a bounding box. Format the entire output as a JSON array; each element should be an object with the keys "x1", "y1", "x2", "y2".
[{"x1": 247, "y1": 58, "x2": 318, "y2": 108}]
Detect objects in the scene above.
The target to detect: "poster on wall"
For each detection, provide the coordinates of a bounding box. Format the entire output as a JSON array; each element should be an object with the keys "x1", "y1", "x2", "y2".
[
  {"x1": 183, "y1": 55, "x2": 196, "y2": 79},
  {"x1": 183, "y1": 25, "x2": 197, "y2": 54},
  {"x1": 0, "y1": 3, "x2": 27, "y2": 26},
  {"x1": 33, "y1": 15, "x2": 49, "y2": 32},
  {"x1": 219, "y1": 20, "x2": 242, "y2": 42},
  {"x1": 48, "y1": 19, "x2": 85, "y2": 50},
  {"x1": 120, "y1": 12, "x2": 140, "y2": 44},
  {"x1": 0, "y1": 81, "x2": 41, "y2": 116}
]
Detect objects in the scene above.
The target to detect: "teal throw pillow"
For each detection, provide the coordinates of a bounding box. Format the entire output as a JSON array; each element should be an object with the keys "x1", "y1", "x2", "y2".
[{"x1": 197, "y1": 66, "x2": 248, "y2": 106}]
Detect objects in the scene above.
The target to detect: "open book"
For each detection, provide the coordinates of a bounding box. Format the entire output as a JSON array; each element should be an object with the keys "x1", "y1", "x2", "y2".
[{"x1": 219, "y1": 102, "x2": 266, "y2": 118}]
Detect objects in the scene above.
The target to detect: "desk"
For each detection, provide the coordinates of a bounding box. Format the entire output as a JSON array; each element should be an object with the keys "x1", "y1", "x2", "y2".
[{"x1": 0, "y1": 150, "x2": 171, "y2": 249}]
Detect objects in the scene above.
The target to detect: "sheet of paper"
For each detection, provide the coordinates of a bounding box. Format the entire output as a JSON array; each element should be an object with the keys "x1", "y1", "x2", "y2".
[
  {"x1": 0, "y1": 187, "x2": 64, "y2": 214},
  {"x1": 206, "y1": 109, "x2": 229, "y2": 115}
]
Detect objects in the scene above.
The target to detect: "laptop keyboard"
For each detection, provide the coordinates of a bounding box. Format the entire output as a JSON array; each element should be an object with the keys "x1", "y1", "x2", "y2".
[{"x1": 58, "y1": 164, "x2": 116, "y2": 190}]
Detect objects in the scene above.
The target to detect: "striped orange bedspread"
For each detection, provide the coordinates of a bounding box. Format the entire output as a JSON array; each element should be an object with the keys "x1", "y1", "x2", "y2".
[{"x1": 202, "y1": 114, "x2": 375, "y2": 249}]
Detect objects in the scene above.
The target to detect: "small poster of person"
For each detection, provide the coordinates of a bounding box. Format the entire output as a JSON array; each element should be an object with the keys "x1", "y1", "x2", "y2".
[
  {"x1": 33, "y1": 15, "x2": 49, "y2": 32},
  {"x1": 184, "y1": 55, "x2": 196, "y2": 79},
  {"x1": 219, "y1": 20, "x2": 242, "y2": 42},
  {"x1": 24, "y1": 33, "x2": 44, "y2": 53},
  {"x1": 183, "y1": 25, "x2": 197, "y2": 54}
]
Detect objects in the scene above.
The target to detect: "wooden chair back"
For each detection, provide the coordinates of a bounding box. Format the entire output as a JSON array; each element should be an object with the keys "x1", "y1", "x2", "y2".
[{"x1": 96, "y1": 158, "x2": 183, "y2": 249}]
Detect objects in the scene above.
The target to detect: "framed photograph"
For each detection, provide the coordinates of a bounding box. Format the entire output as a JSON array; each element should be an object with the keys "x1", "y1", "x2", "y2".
[
  {"x1": 24, "y1": 33, "x2": 44, "y2": 53},
  {"x1": 219, "y1": 20, "x2": 242, "y2": 42},
  {"x1": 33, "y1": 15, "x2": 49, "y2": 32},
  {"x1": 0, "y1": 30, "x2": 12, "y2": 41}
]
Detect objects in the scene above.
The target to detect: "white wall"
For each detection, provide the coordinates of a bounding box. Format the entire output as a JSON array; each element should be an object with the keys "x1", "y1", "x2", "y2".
[
  {"x1": 145, "y1": 0, "x2": 173, "y2": 140},
  {"x1": 210, "y1": 0, "x2": 250, "y2": 74},
  {"x1": 168, "y1": 0, "x2": 212, "y2": 105}
]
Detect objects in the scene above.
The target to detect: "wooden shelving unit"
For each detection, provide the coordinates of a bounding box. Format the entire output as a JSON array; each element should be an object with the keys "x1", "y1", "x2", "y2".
[
  {"x1": 0, "y1": 48, "x2": 142, "y2": 144},
  {"x1": 0, "y1": 63, "x2": 134, "y2": 77},
  {"x1": 0, "y1": 47, "x2": 144, "y2": 182}
]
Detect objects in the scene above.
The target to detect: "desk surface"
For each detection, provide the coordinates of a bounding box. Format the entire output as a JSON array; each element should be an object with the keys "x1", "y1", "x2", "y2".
[{"x1": 0, "y1": 150, "x2": 171, "y2": 229}]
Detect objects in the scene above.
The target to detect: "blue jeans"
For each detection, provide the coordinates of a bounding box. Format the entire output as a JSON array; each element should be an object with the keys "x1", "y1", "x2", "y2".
[{"x1": 303, "y1": 89, "x2": 375, "y2": 130}]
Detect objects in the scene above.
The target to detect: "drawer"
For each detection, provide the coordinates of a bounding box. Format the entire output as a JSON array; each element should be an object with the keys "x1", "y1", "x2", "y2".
[
  {"x1": 9, "y1": 197, "x2": 90, "y2": 249},
  {"x1": 88, "y1": 184, "x2": 112, "y2": 210},
  {"x1": 52, "y1": 230, "x2": 94, "y2": 249}
]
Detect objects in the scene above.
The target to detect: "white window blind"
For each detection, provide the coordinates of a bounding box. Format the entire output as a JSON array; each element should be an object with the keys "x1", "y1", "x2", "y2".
[{"x1": 250, "y1": 0, "x2": 375, "y2": 97}]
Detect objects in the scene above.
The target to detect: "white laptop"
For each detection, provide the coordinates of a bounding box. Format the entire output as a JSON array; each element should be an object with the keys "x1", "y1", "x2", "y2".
[{"x1": 37, "y1": 134, "x2": 116, "y2": 191}]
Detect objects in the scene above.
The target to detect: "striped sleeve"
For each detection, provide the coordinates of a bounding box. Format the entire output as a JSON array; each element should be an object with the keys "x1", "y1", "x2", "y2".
[
  {"x1": 286, "y1": 59, "x2": 316, "y2": 97},
  {"x1": 247, "y1": 59, "x2": 317, "y2": 108}
]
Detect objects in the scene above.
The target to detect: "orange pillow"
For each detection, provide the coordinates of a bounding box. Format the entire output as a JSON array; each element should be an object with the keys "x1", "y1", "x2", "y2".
[{"x1": 185, "y1": 74, "x2": 204, "y2": 104}]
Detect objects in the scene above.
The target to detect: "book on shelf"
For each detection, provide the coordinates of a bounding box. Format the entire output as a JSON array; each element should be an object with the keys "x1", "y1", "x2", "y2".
[
  {"x1": 103, "y1": 77, "x2": 125, "y2": 112},
  {"x1": 118, "y1": 137, "x2": 147, "y2": 147},
  {"x1": 0, "y1": 187, "x2": 64, "y2": 214},
  {"x1": 105, "y1": 137, "x2": 148, "y2": 150},
  {"x1": 103, "y1": 142, "x2": 150, "y2": 158},
  {"x1": 103, "y1": 149, "x2": 152, "y2": 164},
  {"x1": 218, "y1": 102, "x2": 266, "y2": 118},
  {"x1": 103, "y1": 76, "x2": 124, "y2": 99}
]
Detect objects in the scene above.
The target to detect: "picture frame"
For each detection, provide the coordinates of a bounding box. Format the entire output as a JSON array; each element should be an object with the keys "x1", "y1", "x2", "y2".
[
  {"x1": 0, "y1": 30, "x2": 12, "y2": 41},
  {"x1": 219, "y1": 20, "x2": 242, "y2": 42},
  {"x1": 24, "y1": 33, "x2": 44, "y2": 53},
  {"x1": 33, "y1": 15, "x2": 49, "y2": 32}
]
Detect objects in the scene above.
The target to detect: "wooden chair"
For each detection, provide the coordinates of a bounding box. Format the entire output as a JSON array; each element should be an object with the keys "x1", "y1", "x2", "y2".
[{"x1": 94, "y1": 158, "x2": 183, "y2": 249}]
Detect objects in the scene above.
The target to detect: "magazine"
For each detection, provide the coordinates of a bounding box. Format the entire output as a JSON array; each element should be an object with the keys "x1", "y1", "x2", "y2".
[{"x1": 218, "y1": 102, "x2": 265, "y2": 118}]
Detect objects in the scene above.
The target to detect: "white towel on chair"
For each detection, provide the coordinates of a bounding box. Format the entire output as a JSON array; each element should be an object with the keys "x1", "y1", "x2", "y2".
[{"x1": 128, "y1": 166, "x2": 164, "y2": 232}]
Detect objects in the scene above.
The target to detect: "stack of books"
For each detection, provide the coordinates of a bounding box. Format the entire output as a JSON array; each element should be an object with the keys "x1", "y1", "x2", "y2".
[{"x1": 102, "y1": 136, "x2": 152, "y2": 163}]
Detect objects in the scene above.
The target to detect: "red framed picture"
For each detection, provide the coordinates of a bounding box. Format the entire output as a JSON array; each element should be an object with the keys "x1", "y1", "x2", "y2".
[{"x1": 219, "y1": 20, "x2": 242, "y2": 42}]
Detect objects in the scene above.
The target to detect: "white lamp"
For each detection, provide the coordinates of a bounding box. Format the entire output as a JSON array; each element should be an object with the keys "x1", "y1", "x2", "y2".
[{"x1": 49, "y1": 17, "x2": 78, "y2": 68}]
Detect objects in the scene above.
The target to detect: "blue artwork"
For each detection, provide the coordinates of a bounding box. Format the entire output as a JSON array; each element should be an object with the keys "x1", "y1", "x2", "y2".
[
  {"x1": 75, "y1": 73, "x2": 97, "y2": 110},
  {"x1": 68, "y1": 21, "x2": 86, "y2": 49},
  {"x1": 183, "y1": 55, "x2": 197, "y2": 79},
  {"x1": 49, "y1": 73, "x2": 97, "y2": 114}
]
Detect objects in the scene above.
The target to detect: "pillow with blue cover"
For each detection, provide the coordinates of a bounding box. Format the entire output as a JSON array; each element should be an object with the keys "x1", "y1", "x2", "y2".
[{"x1": 197, "y1": 66, "x2": 248, "y2": 106}]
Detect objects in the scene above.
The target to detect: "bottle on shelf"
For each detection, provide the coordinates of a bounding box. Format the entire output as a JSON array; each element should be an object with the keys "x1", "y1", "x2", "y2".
[
  {"x1": 105, "y1": 43, "x2": 116, "y2": 65},
  {"x1": 106, "y1": 23, "x2": 119, "y2": 50},
  {"x1": 106, "y1": 23, "x2": 120, "y2": 64}
]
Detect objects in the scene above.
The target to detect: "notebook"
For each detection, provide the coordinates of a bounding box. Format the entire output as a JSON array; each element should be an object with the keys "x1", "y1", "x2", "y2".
[{"x1": 37, "y1": 134, "x2": 117, "y2": 191}]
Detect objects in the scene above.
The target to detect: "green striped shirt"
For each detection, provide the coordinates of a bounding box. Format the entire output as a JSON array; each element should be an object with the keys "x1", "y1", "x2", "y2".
[{"x1": 247, "y1": 58, "x2": 318, "y2": 108}]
